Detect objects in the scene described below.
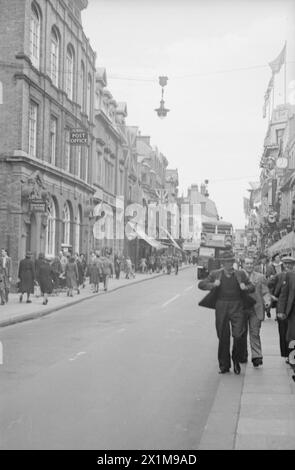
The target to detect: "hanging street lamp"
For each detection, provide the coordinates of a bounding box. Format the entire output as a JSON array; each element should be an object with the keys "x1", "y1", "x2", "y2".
[{"x1": 155, "y1": 76, "x2": 170, "y2": 119}]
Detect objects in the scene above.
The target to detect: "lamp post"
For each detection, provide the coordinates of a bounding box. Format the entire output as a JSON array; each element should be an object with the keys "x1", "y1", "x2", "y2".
[{"x1": 155, "y1": 76, "x2": 170, "y2": 119}]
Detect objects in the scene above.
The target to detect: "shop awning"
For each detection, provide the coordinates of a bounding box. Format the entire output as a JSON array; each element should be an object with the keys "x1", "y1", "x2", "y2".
[
  {"x1": 160, "y1": 226, "x2": 182, "y2": 250},
  {"x1": 267, "y1": 231, "x2": 295, "y2": 255},
  {"x1": 127, "y1": 222, "x2": 166, "y2": 249}
]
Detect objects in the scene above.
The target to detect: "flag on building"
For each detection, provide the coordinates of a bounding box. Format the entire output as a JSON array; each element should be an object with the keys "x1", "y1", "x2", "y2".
[
  {"x1": 269, "y1": 42, "x2": 286, "y2": 75},
  {"x1": 243, "y1": 197, "x2": 250, "y2": 216},
  {"x1": 262, "y1": 75, "x2": 274, "y2": 118}
]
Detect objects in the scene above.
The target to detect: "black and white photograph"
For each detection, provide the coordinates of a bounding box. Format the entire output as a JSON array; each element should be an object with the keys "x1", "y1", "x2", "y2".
[{"x1": 0, "y1": 0, "x2": 295, "y2": 454}]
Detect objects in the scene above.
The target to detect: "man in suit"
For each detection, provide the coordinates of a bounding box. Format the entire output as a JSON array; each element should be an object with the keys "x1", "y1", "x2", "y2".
[
  {"x1": 198, "y1": 251, "x2": 255, "y2": 375},
  {"x1": 240, "y1": 257, "x2": 272, "y2": 367},
  {"x1": 277, "y1": 260, "x2": 295, "y2": 369},
  {"x1": 1, "y1": 248, "x2": 12, "y2": 303},
  {"x1": 268, "y1": 256, "x2": 295, "y2": 360}
]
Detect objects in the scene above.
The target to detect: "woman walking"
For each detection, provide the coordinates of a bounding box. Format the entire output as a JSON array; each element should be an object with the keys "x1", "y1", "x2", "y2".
[
  {"x1": 35, "y1": 253, "x2": 53, "y2": 305},
  {"x1": 18, "y1": 251, "x2": 35, "y2": 303},
  {"x1": 65, "y1": 256, "x2": 78, "y2": 297}
]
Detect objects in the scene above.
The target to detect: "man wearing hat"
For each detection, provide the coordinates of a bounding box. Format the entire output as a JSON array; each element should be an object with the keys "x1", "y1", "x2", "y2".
[
  {"x1": 240, "y1": 257, "x2": 272, "y2": 367},
  {"x1": 18, "y1": 252, "x2": 35, "y2": 303},
  {"x1": 198, "y1": 251, "x2": 255, "y2": 375},
  {"x1": 274, "y1": 256, "x2": 295, "y2": 364}
]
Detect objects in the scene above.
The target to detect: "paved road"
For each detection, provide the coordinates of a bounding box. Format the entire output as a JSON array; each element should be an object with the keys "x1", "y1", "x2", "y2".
[{"x1": 0, "y1": 267, "x2": 221, "y2": 450}]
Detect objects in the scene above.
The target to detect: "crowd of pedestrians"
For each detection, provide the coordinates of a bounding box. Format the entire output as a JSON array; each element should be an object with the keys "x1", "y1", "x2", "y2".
[
  {"x1": 0, "y1": 248, "x2": 184, "y2": 308},
  {"x1": 139, "y1": 254, "x2": 182, "y2": 275},
  {"x1": 198, "y1": 250, "x2": 295, "y2": 378}
]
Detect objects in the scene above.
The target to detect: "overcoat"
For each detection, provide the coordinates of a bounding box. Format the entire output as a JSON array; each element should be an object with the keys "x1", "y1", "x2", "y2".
[
  {"x1": 277, "y1": 271, "x2": 295, "y2": 344},
  {"x1": 198, "y1": 268, "x2": 256, "y2": 310},
  {"x1": 35, "y1": 259, "x2": 53, "y2": 294},
  {"x1": 18, "y1": 258, "x2": 35, "y2": 293},
  {"x1": 65, "y1": 261, "x2": 78, "y2": 289}
]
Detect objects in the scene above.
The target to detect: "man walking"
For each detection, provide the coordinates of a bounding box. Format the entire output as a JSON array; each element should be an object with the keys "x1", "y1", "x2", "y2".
[
  {"x1": 277, "y1": 263, "x2": 295, "y2": 369},
  {"x1": 1, "y1": 249, "x2": 12, "y2": 303},
  {"x1": 240, "y1": 257, "x2": 272, "y2": 367},
  {"x1": 198, "y1": 251, "x2": 255, "y2": 375},
  {"x1": 100, "y1": 253, "x2": 113, "y2": 292},
  {"x1": 267, "y1": 256, "x2": 295, "y2": 361}
]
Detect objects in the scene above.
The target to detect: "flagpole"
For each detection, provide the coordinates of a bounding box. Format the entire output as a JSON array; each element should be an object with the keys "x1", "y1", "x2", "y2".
[
  {"x1": 284, "y1": 42, "x2": 287, "y2": 104},
  {"x1": 272, "y1": 73, "x2": 275, "y2": 117}
]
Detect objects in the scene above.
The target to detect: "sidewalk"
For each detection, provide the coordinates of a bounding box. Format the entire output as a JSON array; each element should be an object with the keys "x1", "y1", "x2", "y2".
[
  {"x1": 0, "y1": 265, "x2": 189, "y2": 328},
  {"x1": 198, "y1": 317, "x2": 295, "y2": 450}
]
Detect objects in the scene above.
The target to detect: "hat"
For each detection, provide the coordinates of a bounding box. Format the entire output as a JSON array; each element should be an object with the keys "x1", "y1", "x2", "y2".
[
  {"x1": 219, "y1": 251, "x2": 235, "y2": 261},
  {"x1": 281, "y1": 256, "x2": 295, "y2": 264},
  {"x1": 26, "y1": 251, "x2": 32, "y2": 257}
]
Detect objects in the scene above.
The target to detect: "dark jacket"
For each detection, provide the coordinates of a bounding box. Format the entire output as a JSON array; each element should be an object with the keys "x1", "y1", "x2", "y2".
[
  {"x1": 198, "y1": 268, "x2": 255, "y2": 310},
  {"x1": 277, "y1": 271, "x2": 295, "y2": 344},
  {"x1": 267, "y1": 271, "x2": 288, "y2": 311},
  {"x1": 18, "y1": 258, "x2": 35, "y2": 293},
  {"x1": 35, "y1": 259, "x2": 53, "y2": 294},
  {"x1": 277, "y1": 271, "x2": 295, "y2": 318}
]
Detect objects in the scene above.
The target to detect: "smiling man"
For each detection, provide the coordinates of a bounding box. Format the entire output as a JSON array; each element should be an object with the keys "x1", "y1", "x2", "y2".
[
  {"x1": 198, "y1": 251, "x2": 255, "y2": 375},
  {"x1": 240, "y1": 257, "x2": 272, "y2": 367}
]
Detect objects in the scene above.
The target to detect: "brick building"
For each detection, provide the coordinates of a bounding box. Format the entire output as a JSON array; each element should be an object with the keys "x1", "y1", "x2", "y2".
[{"x1": 0, "y1": 0, "x2": 96, "y2": 279}]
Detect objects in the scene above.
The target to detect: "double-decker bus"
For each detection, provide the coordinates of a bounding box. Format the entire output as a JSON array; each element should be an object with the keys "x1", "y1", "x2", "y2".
[{"x1": 197, "y1": 217, "x2": 233, "y2": 279}]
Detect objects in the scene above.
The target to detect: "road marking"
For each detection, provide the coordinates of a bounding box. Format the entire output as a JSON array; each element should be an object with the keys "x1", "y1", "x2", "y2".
[
  {"x1": 184, "y1": 285, "x2": 193, "y2": 292},
  {"x1": 162, "y1": 294, "x2": 181, "y2": 308},
  {"x1": 69, "y1": 351, "x2": 86, "y2": 361}
]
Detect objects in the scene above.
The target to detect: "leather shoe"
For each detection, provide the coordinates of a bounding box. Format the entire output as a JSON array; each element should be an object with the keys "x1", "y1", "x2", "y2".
[
  {"x1": 233, "y1": 362, "x2": 241, "y2": 374},
  {"x1": 252, "y1": 358, "x2": 263, "y2": 367},
  {"x1": 219, "y1": 367, "x2": 230, "y2": 374}
]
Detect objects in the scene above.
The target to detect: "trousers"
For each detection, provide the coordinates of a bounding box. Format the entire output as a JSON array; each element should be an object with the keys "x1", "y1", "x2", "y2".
[
  {"x1": 241, "y1": 309, "x2": 263, "y2": 360},
  {"x1": 215, "y1": 299, "x2": 246, "y2": 370}
]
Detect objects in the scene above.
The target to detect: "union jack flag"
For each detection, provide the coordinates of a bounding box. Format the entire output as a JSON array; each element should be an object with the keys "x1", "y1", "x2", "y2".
[{"x1": 155, "y1": 189, "x2": 168, "y2": 203}]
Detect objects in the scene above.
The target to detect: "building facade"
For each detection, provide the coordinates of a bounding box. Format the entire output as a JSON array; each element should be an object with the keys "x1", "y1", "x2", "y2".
[
  {"x1": 245, "y1": 104, "x2": 295, "y2": 255},
  {"x1": 0, "y1": 0, "x2": 96, "y2": 278}
]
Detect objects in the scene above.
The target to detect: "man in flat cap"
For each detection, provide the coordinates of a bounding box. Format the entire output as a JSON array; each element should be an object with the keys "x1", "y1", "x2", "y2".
[
  {"x1": 198, "y1": 251, "x2": 255, "y2": 375},
  {"x1": 276, "y1": 256, "x2": 295, "y2": 367}
]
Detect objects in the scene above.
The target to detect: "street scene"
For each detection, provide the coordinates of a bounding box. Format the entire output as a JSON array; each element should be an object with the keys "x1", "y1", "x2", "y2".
[{"x1": 0, "y1": 0, "x2": 295, "y2": 453}]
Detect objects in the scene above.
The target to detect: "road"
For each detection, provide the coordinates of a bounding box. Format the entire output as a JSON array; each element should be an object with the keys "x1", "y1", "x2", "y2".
[{"x1": 0, "y1": 267, "x2": 221, "y2": 450}]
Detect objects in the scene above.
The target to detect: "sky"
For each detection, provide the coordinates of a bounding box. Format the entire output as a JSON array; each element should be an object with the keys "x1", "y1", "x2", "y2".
[{"x1": 81, "y1": 0, "x2": 295, "y2": 229}]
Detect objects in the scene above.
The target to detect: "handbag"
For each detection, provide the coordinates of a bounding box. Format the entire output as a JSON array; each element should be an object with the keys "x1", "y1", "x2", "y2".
[{"x1": 34, "y1": 283, "x2": 41, "y2": 297}]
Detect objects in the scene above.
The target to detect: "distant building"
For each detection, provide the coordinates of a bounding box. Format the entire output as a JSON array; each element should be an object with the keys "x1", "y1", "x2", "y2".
[{"x1": 180, "y1": 184, "x2": 219, "y2": 219}]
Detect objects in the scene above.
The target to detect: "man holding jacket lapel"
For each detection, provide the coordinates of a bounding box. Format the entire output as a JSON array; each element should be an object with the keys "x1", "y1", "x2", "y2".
[{"x1": 198, "y1": 251, "x2": 255, "y2": 375}]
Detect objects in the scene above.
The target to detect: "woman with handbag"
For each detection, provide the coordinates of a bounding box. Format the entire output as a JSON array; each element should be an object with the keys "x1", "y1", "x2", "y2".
[{"x1": 35, "y1": 253, "x2": 54, "y2": 305}]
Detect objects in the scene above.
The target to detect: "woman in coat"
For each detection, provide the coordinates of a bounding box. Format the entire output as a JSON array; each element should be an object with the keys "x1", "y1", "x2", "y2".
[
  {"x1": 65, "y1": 256, "x2": 78, "y2": 297},
  {"x1": 35, "y1": 253, "x2": 53, "y2": 305},
  {"x1": 87, "y1": 252, "x2": 97, "y2": 292},
  {"x1": 18, "y1": 251, "x2": 35, "y2": 303}
]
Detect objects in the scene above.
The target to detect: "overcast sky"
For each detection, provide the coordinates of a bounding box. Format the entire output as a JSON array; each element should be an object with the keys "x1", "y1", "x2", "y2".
[{"x1": 82, "y1": 0, "x2": 295, "y2": 229}]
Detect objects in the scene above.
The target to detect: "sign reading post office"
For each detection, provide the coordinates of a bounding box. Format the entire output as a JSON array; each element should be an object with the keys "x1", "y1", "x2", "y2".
[{"x1": 70, "y1": 129, "x2": 88, "y2": 145}]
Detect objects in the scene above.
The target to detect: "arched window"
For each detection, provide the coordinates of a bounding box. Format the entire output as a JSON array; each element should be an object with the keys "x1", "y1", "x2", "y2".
[
  {"x1": 80, "y1": 61, "x2": 85, "y2": 111},
  {"x1": 45, "y1": 198, "x2": 57, "y2": 257},
  {"x1": 30, "y1": 3, "x2": 41, "y2": 69},
  {"x1": 86, "y1": 73, "x2": 92, "y2": 117},
  {"x1": 50, "y1": 27, "x2": 59, "y2": 86},
  {"x1": 62, "y1": 201, "x2": 71, "y2": 245},
  {"x1": 66, "y1": 45, "x2": 74, "y2": 100},
  {"x1": 75, "y1": 206, "x2": 82, "y2": 254}
]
